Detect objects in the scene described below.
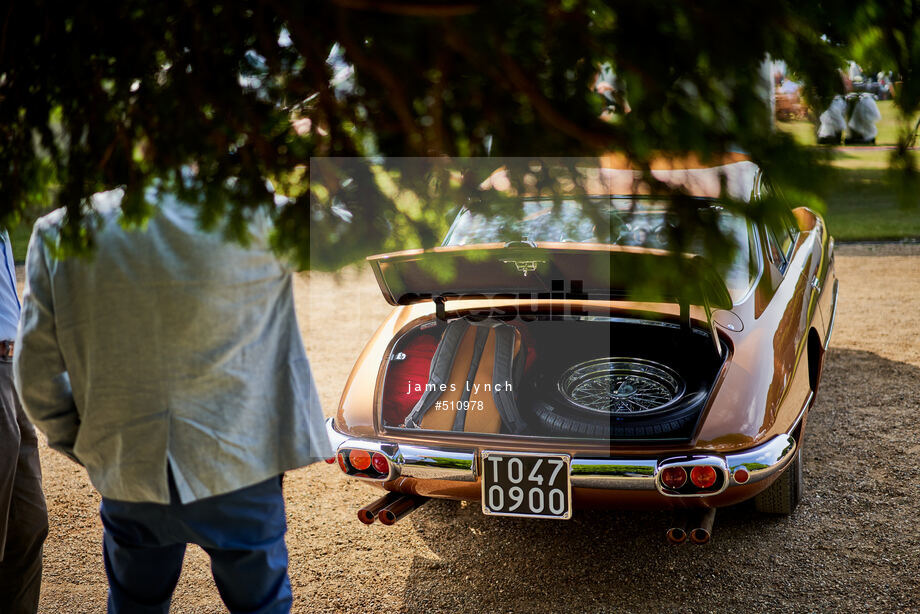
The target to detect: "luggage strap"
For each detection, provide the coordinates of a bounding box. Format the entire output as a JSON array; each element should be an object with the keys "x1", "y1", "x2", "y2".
[
  {"x1": 403, "y1": 319, "x2": 469, "y2": 428},
  {"x1": 451, "y1": 326, "x2": 491, "y2": 431},
  {"x1": 491, "y1": 324, "x2": 527, "y2": 434}
]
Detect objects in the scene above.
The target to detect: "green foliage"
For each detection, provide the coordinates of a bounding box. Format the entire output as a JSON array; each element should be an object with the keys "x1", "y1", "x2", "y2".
[{"x1": 0, "y1": 0, "x2": 914, "y2": 272}]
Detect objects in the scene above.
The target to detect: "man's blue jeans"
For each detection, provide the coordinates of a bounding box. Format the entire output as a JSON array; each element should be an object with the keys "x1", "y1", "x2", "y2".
[{"x1": 99, "y1": 472, "x2": 291, "y2": 614}]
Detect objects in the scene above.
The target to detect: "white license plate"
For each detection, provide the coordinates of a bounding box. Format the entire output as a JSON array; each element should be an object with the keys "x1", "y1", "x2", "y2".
[{"x1": 480, "y1": 451, "x2": 572, "y2": 519}]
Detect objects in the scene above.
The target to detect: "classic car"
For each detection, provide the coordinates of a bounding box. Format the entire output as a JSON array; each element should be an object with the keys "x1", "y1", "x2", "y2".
[{"x1": 325, "y1": 156, "x2": 838, "y2": 544}]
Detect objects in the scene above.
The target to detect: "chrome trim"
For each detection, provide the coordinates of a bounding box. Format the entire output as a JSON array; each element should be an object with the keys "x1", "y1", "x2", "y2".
[
  {"x1": 787, "y1": 391, "x2": 814, "y2": 438},
  {"x1": 570, "y1": 459, "x2": 657, "y2": 489},
  {"x1": 325, "y1": 418, "x2": 350, "y2": 450},
  {"x1": 334, "y1": 440, "x2": 399, "y2": 482},
  {"x1": 326, "y1": 419, "x2": 798, "y2": 494},
  {"x1": 326, "y1": 419, "x2": 475, "y2": 482},
  {"x1": 655, "y1": 456, "x2": 730, "y2": 497},
  {"x1": 726, "y1": 434, "x2": 797, "y2": 486},
  {"x1": 731, "y1": 219, "x2": 764, "y2": 306},
  {"x1": 395, "y1": 444, "x2": 476, "y2": 481},
  {"x1": 824, "y1": 278, "x2": 839, "y2": 350}
]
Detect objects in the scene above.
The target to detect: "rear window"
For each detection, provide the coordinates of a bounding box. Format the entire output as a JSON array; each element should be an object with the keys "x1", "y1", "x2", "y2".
[{"x1": 443, "y1": 198, "x2": 757, "y2": 302}]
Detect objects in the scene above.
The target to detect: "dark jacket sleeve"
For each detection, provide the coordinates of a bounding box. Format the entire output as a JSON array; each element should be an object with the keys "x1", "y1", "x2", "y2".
[{"x1": 13, "y1": 227, "x2": 80, "y2": 464}]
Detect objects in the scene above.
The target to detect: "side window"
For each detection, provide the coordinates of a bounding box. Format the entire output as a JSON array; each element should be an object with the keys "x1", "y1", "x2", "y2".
[
  {"x1": 765, "y1": 225, "x2": 788, "y2": 274},
  {"x1": 758, "y1": 176, "x2": 798, "y2": 275},
  {"x1": 778, "y1": 224, "x2": 795, "y2": 261},
  {"x1": 785, "y1": 216, "x2": 800, "y2": 255}
]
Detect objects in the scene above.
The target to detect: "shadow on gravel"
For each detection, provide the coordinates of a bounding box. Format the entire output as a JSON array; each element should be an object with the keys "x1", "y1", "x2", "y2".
[{"x1": 398, "y1": 349, "x2": 920, "y2": 614}]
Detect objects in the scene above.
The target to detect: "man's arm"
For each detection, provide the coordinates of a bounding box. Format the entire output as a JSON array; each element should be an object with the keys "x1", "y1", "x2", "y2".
[{"x1": 13, "y1": 226, "x2": 80, "y2": 463}]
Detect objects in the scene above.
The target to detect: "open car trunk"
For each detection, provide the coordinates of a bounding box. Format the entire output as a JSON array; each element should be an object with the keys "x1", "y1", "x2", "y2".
[
  {"x1": 370, "y1": 243, "x2": 731, "y2": 442},
  {"x1": 379, "y1": 315, "x2": 727, "y2": 442}
]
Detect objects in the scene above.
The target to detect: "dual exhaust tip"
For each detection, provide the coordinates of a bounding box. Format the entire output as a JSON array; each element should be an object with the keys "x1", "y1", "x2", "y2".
[
  {"x1": 667, "y1": 508, "x2": 716, "y2": 545},
  {"x1": 358, "y1": 492, "x2": 428, "y2": 526},
  {"x1": 357, "y1": 493, "x2": 717, "y2": 541}
]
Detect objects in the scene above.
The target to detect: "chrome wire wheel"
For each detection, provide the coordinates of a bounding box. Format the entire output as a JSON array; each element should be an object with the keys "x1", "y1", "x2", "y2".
[{"x1": 557, "y1": 357, "x2": 685, "y2": 416}]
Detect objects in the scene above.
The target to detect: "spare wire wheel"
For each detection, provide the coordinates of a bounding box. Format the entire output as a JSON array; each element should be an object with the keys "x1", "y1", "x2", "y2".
[{"x1": 557, "y1": 357, "x2": 685, "y2": 416}]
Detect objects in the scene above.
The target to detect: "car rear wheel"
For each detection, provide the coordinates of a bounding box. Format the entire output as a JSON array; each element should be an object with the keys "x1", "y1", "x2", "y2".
[{"x1": 753, "y1": 449, "x2": 803, "y2": 515}]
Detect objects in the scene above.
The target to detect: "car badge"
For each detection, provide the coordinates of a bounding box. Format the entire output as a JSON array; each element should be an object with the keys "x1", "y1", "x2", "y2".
[{"x1": 502, "y1": 259, "x2": 545, "y2": 277}]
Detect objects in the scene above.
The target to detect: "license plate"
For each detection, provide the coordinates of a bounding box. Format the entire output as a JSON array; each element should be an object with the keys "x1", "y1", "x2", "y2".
[{"x1": 480, "y1": 451, "x2": 572, "y2": 519}]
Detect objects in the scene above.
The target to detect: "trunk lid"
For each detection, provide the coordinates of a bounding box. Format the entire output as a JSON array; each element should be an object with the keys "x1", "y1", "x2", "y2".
[{"x1": 368, "y1": 243, "x2": 732, "y2": 310}]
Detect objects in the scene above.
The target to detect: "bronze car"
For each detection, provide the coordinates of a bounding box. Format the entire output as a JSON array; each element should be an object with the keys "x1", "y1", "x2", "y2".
[{"x1": 325, "y1": 157, "x2": 838, "y2": 543}]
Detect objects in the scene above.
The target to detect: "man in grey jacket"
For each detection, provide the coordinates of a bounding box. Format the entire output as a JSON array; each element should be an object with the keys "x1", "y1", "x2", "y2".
[{"x1": 14, "y1": 189, "x2": 332, "y2": 613}]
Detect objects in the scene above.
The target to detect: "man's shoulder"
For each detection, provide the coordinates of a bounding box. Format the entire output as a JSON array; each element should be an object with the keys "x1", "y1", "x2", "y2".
[
  {"x1": 33, "y1": 188, "x2": 284, "y2": 266},
  {"x1": 33, "y1": 208, "x2": 66, "y2": 237},
  {"x1": 34, "y1": 189, "x2": 126, "y2": 238}
]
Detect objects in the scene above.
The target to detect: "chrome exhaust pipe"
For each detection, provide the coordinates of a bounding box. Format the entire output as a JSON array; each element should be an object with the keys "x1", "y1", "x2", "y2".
[
  {"x1": 666, "y1": 514, "x2": 688, "y2": 544},
  {"x1": 378, "y1": 494, "x2": 429, "y2": 526},
  {"x1": 689, "y1": 508, "x2": 716, "y2": 544},
  {"x1": 357, "y1": 492, "x2": 403, "y2": 525}
]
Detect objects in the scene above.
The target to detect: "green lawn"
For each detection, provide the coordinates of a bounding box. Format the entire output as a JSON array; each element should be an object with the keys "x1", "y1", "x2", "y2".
[
  {"x1": 776, "y1": 101, "x2": 920, "y2": 241},
  {"x1": 816, "y1": 148, "x2": 920, "y2": 242},
  {"x1": 821, "y1": 163, "x2": 920, "y2": 241}
]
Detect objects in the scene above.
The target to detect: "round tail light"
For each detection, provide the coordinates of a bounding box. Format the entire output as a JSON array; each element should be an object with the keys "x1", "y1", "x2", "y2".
[
  {"x1": 371, "y1": 452, "x2": 390, "y2": 475},
  {"x1": 690, "y1": 465, "x2": 717, "y2": 489},
  {"x1": 349, "y1": 449, "x2": 372, "y2": 471},
  {"x1": 324, "y1": 457, "x2": 336, "y2": 464},
  {"x1": 733, "y1": 467, "x2": 750, "y2": 484},
  {"x1": 336, "y1": 452, "x2": 349, "y2": 473},
  {"x1": 660, "y1": 466, "x2": 688, "y2": 489}
]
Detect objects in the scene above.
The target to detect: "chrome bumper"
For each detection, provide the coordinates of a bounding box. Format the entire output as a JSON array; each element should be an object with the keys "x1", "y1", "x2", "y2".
[{"x1": 325, "y1": 418, "x2": 797, "y2": 495}]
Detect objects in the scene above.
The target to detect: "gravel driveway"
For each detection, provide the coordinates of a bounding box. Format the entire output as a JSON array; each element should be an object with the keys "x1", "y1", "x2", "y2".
[{"x1": 32, "y1": 244, "x2": 920, "y2": 613}]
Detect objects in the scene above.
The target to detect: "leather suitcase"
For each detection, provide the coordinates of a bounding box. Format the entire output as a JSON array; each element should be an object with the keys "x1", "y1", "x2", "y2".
[{"x1": 404, "y1": 320, "x2": 527, "y2": 434}]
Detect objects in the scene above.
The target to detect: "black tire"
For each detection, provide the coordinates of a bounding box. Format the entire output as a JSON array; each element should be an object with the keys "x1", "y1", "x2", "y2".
[
  {"x1": 529, "y1": 356, "x2": 708, "y2": 438},
  {"x1": 532, "y1": 390, "x2": 707, "y2": 438},
  {"x1": 754, "y1": 449, "x2": 803, "y2": 515}
]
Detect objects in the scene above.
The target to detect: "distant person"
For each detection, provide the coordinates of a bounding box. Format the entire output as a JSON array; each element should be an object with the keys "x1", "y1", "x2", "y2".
[
  {"x1": 778, "y1": 79, "x2": 801, "y2": 95},
  {"x1": 846, "y1": 94, "x2": 882, "y2": 144},
  {"x1": 877, "y1": 72, "x2": 894, "y2": 100},
  {"x1": 14, "y1": 189, "x2": 332, "y2": 613},
  {"x1": 595, "y1": 62, "x2": 631, "y2": 116},
  {"x1": 817, "y1": 96, "x2": 847, "y2": 145},
  {"x1": 0, "y1": 228, "x2": 47, "y2": 614},
  {"x1": 847, "y1": 60, "x2": 863, "y2": 83}
]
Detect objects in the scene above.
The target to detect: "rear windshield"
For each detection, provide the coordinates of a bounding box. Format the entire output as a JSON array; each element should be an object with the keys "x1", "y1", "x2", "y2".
[{"x1": 442, "y1": 198, "x2": 758, "y2": 302}]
